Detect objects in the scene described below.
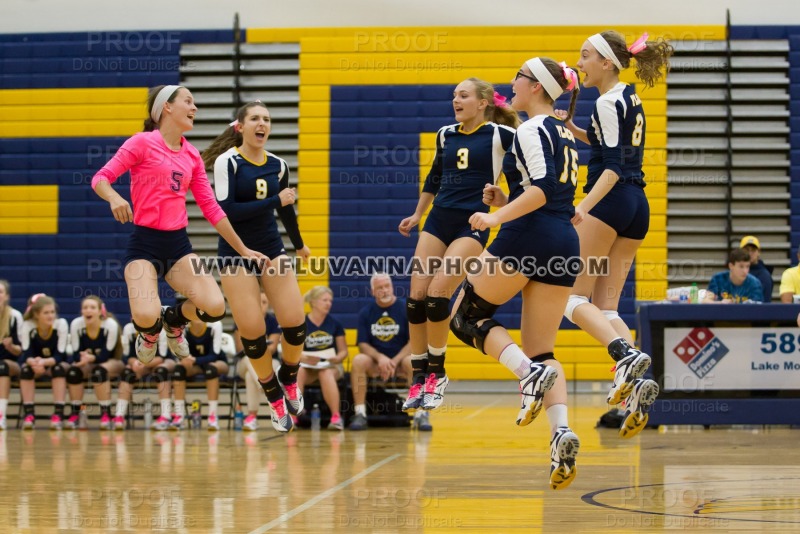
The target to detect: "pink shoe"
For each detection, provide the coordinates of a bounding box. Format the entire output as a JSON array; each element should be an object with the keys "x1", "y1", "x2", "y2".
[
  {"x1": 99, "y1": 413, "x2": 112, "y2": 430},
  {"x1": 50, "y1": 414, "x2": 63, "y2": 430},
  {"x1": 207, "y1": 413, "x2": 219, "y2": 431},
  {"x1": 22, "y1": 414, "x2": 35, "y2": 430},
  {"x1": 328, "y1": 412, "x2": 344, "y2": 430},
  {"x1": 64, "y1": 414, "x2": 80, "y2": 430},
  {"x1": 151, "y1": 415, "x2": 170, "y2": 431},
  {"x1": 281, "y1": 382, "x2": 304, "y2": 415},
  {"x1": 243, "y1": 414, "x2": 258, "y2": 431},
  {"x1": 113, "y1": 416, "x2": 126, "y2": 431}
]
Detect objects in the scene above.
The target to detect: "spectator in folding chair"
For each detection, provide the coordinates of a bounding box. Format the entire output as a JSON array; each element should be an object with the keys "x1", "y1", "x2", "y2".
[
  {"x1": 169, "y1": 314, "x2": 228, "y2": 430},
  {"x1": 349, "y1": 274, "x2": 419, "y2": 431},
  {"x1": 234, "y1": 292, "x2": 281, "y2": 431},
  {"x1": 114, "y1": 323, "x2": 173, "y2": 431},
  {"x1": 0, "y1": 280, "x2": 23, "y2": 430},
  {"x1": 19, "y1": 294, "x2": 70, "y2": 430},
  {"x1": 65, "y1": 296, "x2": 125, "y2": 430},
  {"x1": 297, "y1": 286, "x2": 349, "y2": 430}
]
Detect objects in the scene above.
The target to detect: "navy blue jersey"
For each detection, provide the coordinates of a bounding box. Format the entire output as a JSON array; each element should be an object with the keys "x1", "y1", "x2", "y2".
[
  {"x1": 69, "y1": 317, "x2": 119, "y2": 365},
  {"x1": 20, "y1": 318, "x2": 69, "y2": 365},
  {"x1": 0, "y1": 308, "x2": 23, "y2": 362},
  {"x1": 304, "y1": 314, "x2": 345, "y2": 352},
  {"x1": 265, "y1": 313, "x2": 281, "y2": 337},
  {"x1": 214, "y1": 147, "x2": 303, "y2": 253},
  {"x1": 356, "y1": 299, "x2": 409, "y2": 358},
  {"x1": 503, "y1": 115, "x2": 578, "y2": 220},
  {"x1": 423, "y1": 122, "x2": 516, "y2": 212},
  {"x1": 185, "y1": 322, "x2": 225, "y2": 365},
  {"x1": 585, "y1": 82, "x2": 646, "y2": 191}
]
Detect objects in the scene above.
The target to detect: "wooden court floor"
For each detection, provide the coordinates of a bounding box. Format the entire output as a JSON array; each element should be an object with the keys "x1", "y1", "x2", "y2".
[{"x1": 0, "y1": 392, "x2": 799, "y2": 533}]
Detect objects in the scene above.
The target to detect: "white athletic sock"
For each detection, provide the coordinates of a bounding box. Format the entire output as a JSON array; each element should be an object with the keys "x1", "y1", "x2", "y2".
[
  {"x1": 0, "y1": 398, "x2": 7, "y2": 415},
  {"x1": 208, "y1": 400, "x2": 218, "y2": 415},
  {"x1": 174, "y1": 400, "x2": 186, "y2": 416},
  {"x1": 160, "y1": 399, "x2": 171, "y2": 418},
  {"x1": 355, "y1": 404, "x2": 367, "y2": 417},
  {"x1": 499, "y1": 344, "x2": 532, "y2": 379},
  {"x1": 546, "y1": 404, "x2": 569, "y2": 435},
  {"x1": 116, "y1": 399, "x2": 129, "y2": 417},
  {"x1": 427, "y1": 345, "x2": 445, "y2": 356}
]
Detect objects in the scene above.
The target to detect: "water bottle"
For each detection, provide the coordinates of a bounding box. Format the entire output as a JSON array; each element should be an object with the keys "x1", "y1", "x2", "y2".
[
  {"x1": 78, "y1": 404, "x2": 89, "y2": 430},
  {"x1": 191, "y1": 400, "x2": 202, "y2": 429},
  {"x1": 689, "y1": 283, "x2": 699, "y2": 304},
  {"x1": 310, "y1": 403, "x2": 321, "y2": 431},
  {"x1": 234, "y1": 404, "x2": 244, "y2": 431},
  {"x1": 143, "y1": 398, "x2": 153, "y2": 428}
]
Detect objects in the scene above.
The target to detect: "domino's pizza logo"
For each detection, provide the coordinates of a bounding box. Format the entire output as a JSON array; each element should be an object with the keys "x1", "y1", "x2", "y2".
[{"x1": 672, "y1": 327, "x2": 729, "y2": 378}]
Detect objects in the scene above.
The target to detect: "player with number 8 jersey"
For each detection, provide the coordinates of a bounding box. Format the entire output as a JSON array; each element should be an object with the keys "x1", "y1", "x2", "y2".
[{"x1": 558, "y1": 30, "x2": 673, "y2": 439}]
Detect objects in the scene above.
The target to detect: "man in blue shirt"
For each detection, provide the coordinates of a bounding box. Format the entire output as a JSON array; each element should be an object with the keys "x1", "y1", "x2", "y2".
[
  {"x1": 705, "y1": 248, "x2": 764, "y2": 303},
  {"x1": 349, "y1": 273, "x2": 420, "y2": 430}
]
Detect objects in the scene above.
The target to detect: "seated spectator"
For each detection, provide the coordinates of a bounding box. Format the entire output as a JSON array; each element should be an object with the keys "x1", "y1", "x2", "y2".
[
  {"x1": 171, "y1": 315, "x2": 229, "y2": 430},
  {"x1": 234, "y1": 292, "x2": 282, "y2": 431},
  {"x1": 0, "y1": 280, "x2": 23, "y2": 430},
  {"x1": 349, "y1": 273, "x2": 428, "y2": 431},
  {"x1": 115, "y1": 324, "x2": 173, "y2": 430},
  {"x1": 780, "y1": 245, "x2": 800, "y2": 303},
  {"x1": 297, "y1": 286, "x2": 348, "y2": 431},
  {"x1": 65, "y1": 296, "x2": 124, "y2": 430},
  {"x1": 704, "y1": 248, "x2": 763, "y2": 303},
  {"x1": 739, "y1": 236, "x2": 773, "y2": 302},
  {"x1": 19, "y1": 294, "x2": 70, "y2": 429}
]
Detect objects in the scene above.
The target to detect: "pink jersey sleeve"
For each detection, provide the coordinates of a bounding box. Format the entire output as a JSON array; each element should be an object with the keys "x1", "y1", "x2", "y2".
[
  {"x1": 189, "y1": 150, "x2": 227, "y2": 226},
  {"x1": 90, "y1": 135, "x2": 143, "y2": 190}
]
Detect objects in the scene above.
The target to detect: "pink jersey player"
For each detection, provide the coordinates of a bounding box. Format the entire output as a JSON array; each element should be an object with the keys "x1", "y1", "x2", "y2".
[{"x1": 91, "y1": 85, "x2": 266, "y2": 367}]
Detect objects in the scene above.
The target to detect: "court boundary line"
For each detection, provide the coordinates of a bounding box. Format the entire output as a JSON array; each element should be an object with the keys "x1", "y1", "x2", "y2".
[{"x1": 248, "y1": 453, "x2": 402, "y2": 533}]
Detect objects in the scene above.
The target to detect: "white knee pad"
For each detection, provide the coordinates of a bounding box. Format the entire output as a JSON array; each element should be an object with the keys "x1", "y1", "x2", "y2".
[
  {"x1": 564, "y1": 295, "x2": 590, "y2": 323},
  {"x1": 601, "y1": 309, "x2": 621, "y2": 322}
]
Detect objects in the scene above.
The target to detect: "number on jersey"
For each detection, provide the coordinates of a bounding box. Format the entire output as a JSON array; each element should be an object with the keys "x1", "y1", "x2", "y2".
[
  {"x1": 632, "y1": 113, "x2": 643, "y2": 147},
  {"x1": 456, "y1": 148, "x2": 469, "y2": 169},
  {"x1": 559, "y1": 146, "x2": 579, "y2": 186},
  {"x1": 256, "y1": 178, "x2": 267, "y2": 199}
]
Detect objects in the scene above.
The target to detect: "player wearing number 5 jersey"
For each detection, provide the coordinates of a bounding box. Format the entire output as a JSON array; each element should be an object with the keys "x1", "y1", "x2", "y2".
[{"x1": 557, "y1": 31, "x2": 673, "y2": 439}]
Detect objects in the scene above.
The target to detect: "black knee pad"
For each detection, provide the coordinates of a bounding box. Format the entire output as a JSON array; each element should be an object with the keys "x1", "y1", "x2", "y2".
[
  {"x1": 196, "y1": 309, "x2": 225, "y2": 322},
  {"x1": 203, "y1": 365, "x2": 219, "y2": 380},
  {"x1": 530, "y1": 352, "x2": 556, "y2": 364},
  {"x1": 20, "y1": 365, "x2": 34, "y2": 380},
  {"x1": 121, "y1": 368, "x2": 138, "y2": 384},
  {"x1": 0, "y1": 361, "x2": 9, "y2": 377},
  {"x1": 50, "y1": 364, "x2": 67, "y2": 379},
  {"x1": 425, "y1": 296, "x2": 451, "y2": 323},
  {"x1": 66, "y1": 366, "x2": 84, "y2": 385},
  {"x1": 241, "y1": 335, "x2": 269, "y2": 360},
  {"x1": 281, "y1": 323, "x2": 306, "y2": 346},
  {"x1": 91, "y1": 366, "x2": 109, "y2": 384},
  {"x1": 449, "y1": 281, "x2": 502, "y2": 354},
  {"x1": 406, "y1": 298, "x2": 427, "y2": 325},
  {"x1": 171, "y1": 365, "x2": 187, "y2": 382},
  {"x1": 133, "y1": 318, "x2": 163, "y2": 336},
  {"x1": 153, "y1": 366, "x2": 170, "y2": 383}
]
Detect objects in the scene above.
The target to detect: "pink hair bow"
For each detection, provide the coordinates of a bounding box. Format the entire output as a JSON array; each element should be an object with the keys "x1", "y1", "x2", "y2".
[
  {"x1": 492, "y1": 91, "x2": 508, "y2": 108},
  {"x1": 229, "y1": 119, "x2": 239, "y2": 128},
  {"x1": 560, "y1": 62, "x2": 579, "y2": 91},
  {"x1": 100, "y1": 303, "x2": 107, "y2": 318},
  {"x1": 25, "y1": 293, "x2": 46, "y2": 315},
  {"x1": 628, "y1": 32, "x2": 649, "y2": 55}
]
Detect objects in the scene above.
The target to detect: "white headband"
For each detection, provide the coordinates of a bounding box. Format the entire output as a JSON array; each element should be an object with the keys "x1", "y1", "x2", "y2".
[
  {"x1": 150, "y1": 85, "x2": 181, "y2": 124},
  {"x1": 588, "y1": 34, "x2": 624, "y2": 71},
  {"x1": 524, "y1": 58, "x2": 563, "y2": 102}
]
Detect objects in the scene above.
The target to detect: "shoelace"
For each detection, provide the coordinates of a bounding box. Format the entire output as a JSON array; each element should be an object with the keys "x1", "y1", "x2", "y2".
[
  {"x1": 271, "y1": 400, "x2": 286, "y2": 418},
  {"x1": 424, "y1": 373, "x2": 438, "y2": 393},
  {"x1": 284, "y1": 383, "x2": 298, "y2": 399},
  {"x1": 407, "y1": 383, "x2": 422, "y2": 399}
]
